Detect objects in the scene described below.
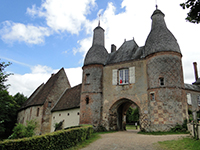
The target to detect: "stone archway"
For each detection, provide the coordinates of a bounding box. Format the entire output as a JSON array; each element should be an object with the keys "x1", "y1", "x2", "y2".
[{"x1": 108, "y1": 98, "x2": 140, "y2": 131}]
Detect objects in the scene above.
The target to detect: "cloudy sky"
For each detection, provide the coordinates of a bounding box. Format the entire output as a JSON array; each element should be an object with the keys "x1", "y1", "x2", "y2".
[{"x1": 1, "y1": 0, "x2": 200, "y2": 97}]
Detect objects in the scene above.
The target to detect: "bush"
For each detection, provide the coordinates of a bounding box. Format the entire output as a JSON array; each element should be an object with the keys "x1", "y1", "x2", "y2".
[
  {"x1": 0, "y1": 126, "x2": 93, "y2": 150},
  {"x1": 170, "y1": 119, "x2": 188, "y2": 132},
  {"x1": 8, "y1": 120, "x2": 37, "y2": 139}
]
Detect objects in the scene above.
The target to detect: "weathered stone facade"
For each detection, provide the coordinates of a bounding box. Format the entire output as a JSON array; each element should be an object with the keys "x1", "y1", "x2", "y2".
[
  {"x1": 17, "y1": 68, "x2": 71, "y2": 134},
  {"x1": 80, "y1": 9, "x2": 190, "y2": 131},
  {"x1": 18, "y1": 8, "x2": 200, "y2": 134}
]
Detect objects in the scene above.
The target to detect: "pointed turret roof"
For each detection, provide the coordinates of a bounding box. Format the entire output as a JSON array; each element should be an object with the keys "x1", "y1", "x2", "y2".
[
  {"x1": 84, "y1": 25, "x2": 108, "y2": 66},
  {"x1": 144, "y1": 9, "x2": 181, "y2": 57}
]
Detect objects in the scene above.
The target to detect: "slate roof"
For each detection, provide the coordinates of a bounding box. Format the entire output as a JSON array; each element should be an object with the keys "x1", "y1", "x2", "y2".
[
  {"x1": 185, "y1": 83, "x2": 200, "y2": 92},
  {"x1": 84, "y1": 45, "x2": 108, "y2": 66},
  {"x1": 144, "y1": 9, "x2": 181, "y2": 57},
  {"x1": 19, "y1": 68, "x2": 67, "y2": 111},
  {"x1": 107, "y1": 40, "x2": 144, "y2": 65},
  {"x1": 52, "y1": 84, "x2": 81, "y2": 112}
]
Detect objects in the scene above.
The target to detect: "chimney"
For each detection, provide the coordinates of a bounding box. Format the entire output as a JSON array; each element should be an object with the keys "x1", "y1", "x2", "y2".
[
  {"x1": 111, "y1": 44, "x2": 116, "y2": 53},
  {"x1": 193, "y1": 62, "x2": 198, "y2": 81}
]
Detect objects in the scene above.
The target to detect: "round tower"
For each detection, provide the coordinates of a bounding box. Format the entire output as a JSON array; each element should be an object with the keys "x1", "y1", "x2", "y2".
[
  {"x1": 145, "y1": 9, "x2": 187, "y2": 131},
  {"x1": 80, "y1": 25, "x2": 108, "y2": 128}
]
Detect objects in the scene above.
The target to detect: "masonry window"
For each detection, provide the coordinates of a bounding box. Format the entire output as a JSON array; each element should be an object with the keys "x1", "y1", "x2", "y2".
[
  {"x1": 36, "y1": 108, "x2": 40, "y2": 117},
  {"x1": 77, "y1": 112, "x2": 80, "y2": 115},
  {"x1": 159, "y1": 77, "x2": 164, "y2": 86},
  {"x1": 59, "y1": 114, "x2": 61, "y2": 116},
  {"x1": 150, "y1": 93, "x2": 155, "y2": 101},
  {"x1": 119, "y1": 69, "x2": 129, "y2": 84},
  {"x1": 198, "y1": 95, "x2": 200, "y2": 106},
  {"x1": 85, "y1": 73, "x2": 90, "y2": 84},
  {"x1": 53, "y1": 116, "x2": 55, "y2": 119},
  {"x1": 67, "y1": 113, "x2": 70, "y2": 116},
  {"x1": 48, "y1": 101, "x2": 52, "y2": 107},
  {"x1": 85, "y1": 96, "x2": 89, "y2": 104}
]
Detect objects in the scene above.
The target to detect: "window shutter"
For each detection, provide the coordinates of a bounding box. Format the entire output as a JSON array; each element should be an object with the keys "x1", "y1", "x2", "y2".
[
  {"x1": 112, "y1": 69, "x2": 117, "y2": 85},
  {"x1": 187, "y1": 93, "x2": 192, "y2": 105},
  {"x1": 129, "y1": 67, "x2": 135, "y2": 83}
]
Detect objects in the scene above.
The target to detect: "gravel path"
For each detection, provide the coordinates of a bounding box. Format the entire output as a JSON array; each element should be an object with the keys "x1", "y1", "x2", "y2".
[{"x1": 80, "y1": 130, "x2": 189, "y2": 150}]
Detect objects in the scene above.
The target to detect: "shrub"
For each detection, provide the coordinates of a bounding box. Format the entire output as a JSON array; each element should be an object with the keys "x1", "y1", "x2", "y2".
[
  {"x1": 0, "y1": 126, "x2": 93, "y2": 150},
  {"x1": 8, "y1": 120, "x2": 37, "y2": 139}
]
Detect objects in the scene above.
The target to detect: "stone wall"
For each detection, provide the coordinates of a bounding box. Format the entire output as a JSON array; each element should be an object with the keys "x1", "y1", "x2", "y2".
[
  {"x1": 80, "y1": 65, "x2": 103, "y2": 128},
  {"x1": 41, "y1": 71, "x2": 71, "y2": 134},
  {"x1": 102, "y1": 59, "x2": 149, "y2": 130},
  {"x1": 146, "y1": 52, "x2": 187, "y2": 131},
  {"x1": 17, "y1": 106, "x2": 43, "y2": 135}
]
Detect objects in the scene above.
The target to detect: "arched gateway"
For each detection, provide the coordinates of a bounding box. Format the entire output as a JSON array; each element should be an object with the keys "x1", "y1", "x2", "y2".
[
  {"x1": 109, "y1": 98, "x2": 140, "y2": 131},
  {"x1": 79, "y1": 8, "x2": 187, "y2": 132}
]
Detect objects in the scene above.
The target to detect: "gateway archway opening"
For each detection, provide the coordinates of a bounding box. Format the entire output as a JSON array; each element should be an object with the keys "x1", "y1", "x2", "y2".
[{"x1": 109, "y1": 99, "x2": 140, "y2": 131}]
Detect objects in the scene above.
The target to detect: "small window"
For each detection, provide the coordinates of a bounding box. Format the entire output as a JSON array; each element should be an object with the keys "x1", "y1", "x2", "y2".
[
  {"x1": 67, "y1": 113, "x2": 70, "y2": 116},
  {"x1": 150, "y1": 93, "x2": 155, "y2": 101},
  {"x1": 48, "y1": 101, "x2": 52, "y2": 107},
  {"x1": 159, "y1": 77, "x2": 164, "y2": 86},
  {"x1": 119, "y1": 69, "x2": 129, "y2": 84},
  {"x1": 59, "y1": 114, "x2": 61, "y2": 116},
  {"x1": 187, "y1": 93, "x2": 192, "y2": 105},
  {"x1": 86, "y1": 97, "x2": 89, "y2": 104},
  {"x1": 85, "y1": 73, "x2": 90, "y2": 84},
  {"x1": 36, "y1": 108, "x2": 40, "y2": 117},
  {"x1": 77, "y1": 112, "x2": 80, "y2": 115},
  {"x1": 198, "y1": 95, "x2": 200, "y2": 106},
  {"x1": 53, "y1": 116, "x2": 55, "y2": 119}
]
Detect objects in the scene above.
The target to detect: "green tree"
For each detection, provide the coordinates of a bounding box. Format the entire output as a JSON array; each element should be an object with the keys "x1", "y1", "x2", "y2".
[
  {"x1": 0, "y1": 90, "x2": 16, "y2": 138},
  {"x1": 180, "y1": 0, "x2": 200, "y2": 23},
  {"x1": 126, "y1": 107, "x2": 139, "y2": 123},
  {"x1": 8, "y1": 120, "x2": 37, "y2": 139},
  {"x1": 13, "y1": 92, "x2": 27, "y2": 107},
  {"x1": 0, "y1": 60, "x2": 27, "y2": 139},
  {"x1": 0, "y1": 61, "x2": 12, "y2": 90}
]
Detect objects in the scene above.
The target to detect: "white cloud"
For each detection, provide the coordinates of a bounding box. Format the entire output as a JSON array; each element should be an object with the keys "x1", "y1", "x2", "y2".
[
  {"x1": 27, "y1": 0, "x2": 96, "y2": 34},
  {"x1": 0, "y1": 21, "x2": 51, "y2": 44},
  {"x1": 7, "y1": 65, "x2": 82, "y2": 97},
  {"x1": 74, "y1": 0, "x2": 200, "y2": 84}
]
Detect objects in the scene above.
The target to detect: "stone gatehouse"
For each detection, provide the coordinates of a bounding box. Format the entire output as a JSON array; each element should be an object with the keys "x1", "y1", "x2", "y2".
[{"x1": 17, "y1": 8, "x2": 200, "y2": 134}]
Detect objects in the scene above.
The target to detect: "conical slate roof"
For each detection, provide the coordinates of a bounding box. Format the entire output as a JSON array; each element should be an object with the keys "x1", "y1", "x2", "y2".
[
  {"x1": 144, "y1": 9, "x2": 181, "y2": 57},
  {"x1": 84, "y1": 26, "x2": 108, "y2": 66}
]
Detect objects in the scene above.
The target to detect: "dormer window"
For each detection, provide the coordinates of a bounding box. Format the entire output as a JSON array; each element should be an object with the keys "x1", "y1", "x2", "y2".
[
  {"x1": 119, "y1": 69, "x2": 129, "y2": 84},
  {"x1": 159, "y1": 77, "x2": 164, "y2": 86}
]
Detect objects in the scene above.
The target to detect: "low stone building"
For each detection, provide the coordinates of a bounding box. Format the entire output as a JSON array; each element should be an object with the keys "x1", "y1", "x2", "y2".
[{"x1": 18, "y1": 8, "x2": 200, "y2": 134}]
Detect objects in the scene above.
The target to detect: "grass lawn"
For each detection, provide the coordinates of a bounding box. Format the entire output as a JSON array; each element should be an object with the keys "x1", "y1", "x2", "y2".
[
  {"x1": 126, "y1": 125, "x2": 139, "y2": 130},
  {"x1": 138, "y1": 131, "x2": 189, "y2": 135},
  {"x1": 156, "y1": 137, "x2": 200, "y2": 150}
]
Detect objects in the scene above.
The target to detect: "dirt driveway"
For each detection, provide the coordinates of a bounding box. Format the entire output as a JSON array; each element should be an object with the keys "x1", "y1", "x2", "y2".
[{"x1": 80, "y1": 130, "x2": 189, "y2": 150}]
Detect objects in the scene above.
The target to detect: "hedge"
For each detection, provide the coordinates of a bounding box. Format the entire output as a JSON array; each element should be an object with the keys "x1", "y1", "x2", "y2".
[{"x1": 0, "y1": 126, "x2": 93, "y2": 150}]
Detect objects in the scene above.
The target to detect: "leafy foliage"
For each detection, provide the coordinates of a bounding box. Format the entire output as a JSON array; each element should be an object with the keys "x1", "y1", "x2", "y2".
[
  {"x1": 0, "y1": 60, "x2": 28, "y2": 139},
  {"x1": 180, "y1": 0, "x2": 200, "y2": 23},
  {"x1": 8, "y1": 120, "x2": 37, "y2": 139},
  {"x1": 126, "y1": 107, "x2": 139, "y2": 123},
  {"x1": 0, "y1": 61, "x2": 12, "y2": 90},
  {"x1": 0, "y1": 126, "x2": 93, "y2": 150}
]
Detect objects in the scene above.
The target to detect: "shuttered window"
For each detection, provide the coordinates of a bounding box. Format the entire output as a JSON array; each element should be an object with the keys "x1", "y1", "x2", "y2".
[{"x1": 112, "y1": 67, "x2": 135, "y2": 85}]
